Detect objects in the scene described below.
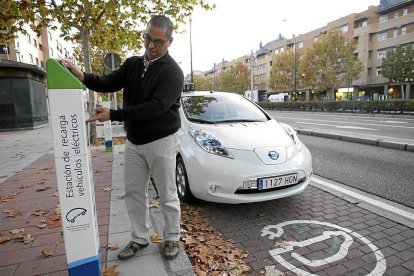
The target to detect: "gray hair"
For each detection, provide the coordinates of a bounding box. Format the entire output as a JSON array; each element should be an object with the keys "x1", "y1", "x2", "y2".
[{"x1": 147, "y1": 15, "x2": 174, "y2": 38}]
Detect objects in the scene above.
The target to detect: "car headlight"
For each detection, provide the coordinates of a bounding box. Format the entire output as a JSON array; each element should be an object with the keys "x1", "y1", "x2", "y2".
[
  {"x1": 280, "y1": 123, "x2": 302, "y2": 151},
  {"x1": 189, "y1": 128, "x2": 234, "y2": 159}
]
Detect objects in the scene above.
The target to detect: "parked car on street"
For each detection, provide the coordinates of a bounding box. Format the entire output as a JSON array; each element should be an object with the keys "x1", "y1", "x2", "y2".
[{"x1": 176, "y1": 91, "x2": 313, "y2": 204}]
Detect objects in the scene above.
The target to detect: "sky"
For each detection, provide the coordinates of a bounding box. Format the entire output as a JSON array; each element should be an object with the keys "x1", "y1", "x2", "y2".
[{"x1": 167, "y1": 0, "x2": 379, "y2": 76}]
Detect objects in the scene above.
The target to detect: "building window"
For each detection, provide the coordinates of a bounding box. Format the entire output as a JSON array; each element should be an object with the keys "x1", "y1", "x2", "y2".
[
  {"x1": 378, "y1": 32, "x2": 387, "y2": 41},
  {"x1": 395, "y1": 11, "x2": 400, "y2": 18},
  {"x1": 402, "y1": 26, "x2": 407, "y2": 35},
  {"x1": 50, "y1": 47, "x2": 54, "y2": 57},
  {"x1": 39, "y1": 43, "x2": 43, "y2": 51},
  {"x1": 29, "y1": 54, "x2": 33, "y2": 64},
  {"x1": 393, "y1": 29, "x2": 398, "y2": 37},
  {"x1": 35, "y1": 57, "x2": 39, "y2": 66},
  {"x1": 379, "y1": 15, "x2": 388, "y2": 23},
  {"x1": 33, "y1": 39, "x2": 37, "y2": 47},
  {"x1": 41, "y1": 61, "x2": 45, "y2": 68},
  {"x1": 340, "y1": 24, "x2": 349, "y2": 33},
  {"x1": 368, "y1": 68, "x2": 371, "y2": 76},
  {"x1": 376, "y1": 67, "x2": 382, "y2": 76},
  {"x1": 270, "y1": 61, "x2": 272, "y2": 66},
  {"x1": 403, "y1": 8, "x2": 408, "y2": 16},
  {"x1": 27, "y1": 35, "x2": 31, "y2": 43},
  {"x1": 368, "y1": 50, "x2": 372, "y2": 59},
  {"x1": 298, "y1": 41, "x2": 304, "y2": 49},
  {"x1": 48, "y1": 31, "x2": 52, "y2": 40},
  {"x1": 377, "y1": 50, "x2": 386, "y2": 59},
  {"x1": 358, "y1": 20, "x2": 368, "y2": 28}
]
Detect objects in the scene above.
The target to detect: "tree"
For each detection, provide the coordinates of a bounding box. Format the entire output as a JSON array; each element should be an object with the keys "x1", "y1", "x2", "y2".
[
  {"x1": 268, "y1": 50, "x2": 297, "y2": 93},
  {"x1": 2, "y1": 0, "x2": 213, "y2": 143},
  {"x1": 194, "y1": 75, "x2": 210, "y2": 91},
  {"x1": 219, "y1": 62, "x2": 249, "y2": 94},
  {"x1": 382, "y1": 46, "x2": 414, "y2": 99},
  {"x1": 300, "y1": 29, "x2": 363, "y2": 98}
]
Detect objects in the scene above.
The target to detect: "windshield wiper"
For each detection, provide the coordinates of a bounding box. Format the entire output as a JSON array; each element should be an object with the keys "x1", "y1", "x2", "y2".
[
  {"x1": 215, "y1": 119, "x2": 264, "y2": 123},
  {"x1": 188, "y1": 118, "x2": 216, "y2": 124}
]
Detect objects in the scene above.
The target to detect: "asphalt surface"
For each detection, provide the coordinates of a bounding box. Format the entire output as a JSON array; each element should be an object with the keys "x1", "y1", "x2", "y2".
[{"x1": 299, "y1": 135, "x2": 414, "y2": 208}]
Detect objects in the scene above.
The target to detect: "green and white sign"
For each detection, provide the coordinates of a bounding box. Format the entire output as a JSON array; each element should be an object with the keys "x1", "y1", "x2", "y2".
[{"x1": 46, "y1": 59, "x2": 101, "y2": 276}]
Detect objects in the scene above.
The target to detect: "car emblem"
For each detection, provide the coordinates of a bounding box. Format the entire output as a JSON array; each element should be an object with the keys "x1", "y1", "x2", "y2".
[{"x1": 268, "y1": 151, "x2": 279, "y2": 160}]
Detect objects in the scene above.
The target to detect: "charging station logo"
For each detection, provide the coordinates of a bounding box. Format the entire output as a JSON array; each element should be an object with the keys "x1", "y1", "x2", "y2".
[{"x1": 66, "y1": 208, "x2": 87, "y2": 223}]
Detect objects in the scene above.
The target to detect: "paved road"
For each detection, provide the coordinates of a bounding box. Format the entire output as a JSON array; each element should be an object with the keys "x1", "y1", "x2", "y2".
[
  {"x1": 267, "y1": 111, "x2": 414, "y2": 141},
  {"x1": 299, "y1": 135, "x2": 414, "y2": 208}
]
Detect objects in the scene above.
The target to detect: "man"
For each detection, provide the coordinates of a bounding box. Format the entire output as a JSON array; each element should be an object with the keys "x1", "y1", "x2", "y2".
[{"x1": 61, "y1": 15, "x2": 183, "y2": 260}]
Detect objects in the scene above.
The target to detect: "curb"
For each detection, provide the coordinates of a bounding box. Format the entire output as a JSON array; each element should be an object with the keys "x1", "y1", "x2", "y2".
[
  {"x1": 149, "y1": 195, "x2": 195, "y2": 276},
  {"x1": 296, "y1": 128, "x2": 414, "y2": 152}
]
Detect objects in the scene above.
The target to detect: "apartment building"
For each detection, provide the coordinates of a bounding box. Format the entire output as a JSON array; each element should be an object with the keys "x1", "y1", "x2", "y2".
[
  {"x1": 0, "y1": 24, "x2": 73, "y2": 69},
  {"x1": 202, "y1": 0, "x2": 414, "y2": 101}
]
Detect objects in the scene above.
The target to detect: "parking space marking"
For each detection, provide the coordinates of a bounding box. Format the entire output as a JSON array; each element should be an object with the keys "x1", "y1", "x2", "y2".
[
  {"x1": 311, "y1": 177, "x2": 414, "y2": 222},
  {"x1": 261, "y1": 220, "x2": 386, "y2": 276}
]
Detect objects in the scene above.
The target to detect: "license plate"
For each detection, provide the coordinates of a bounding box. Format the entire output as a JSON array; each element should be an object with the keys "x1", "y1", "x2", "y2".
[{"x1": 258, "y1": 174, "x2": 299, "y2": 190}]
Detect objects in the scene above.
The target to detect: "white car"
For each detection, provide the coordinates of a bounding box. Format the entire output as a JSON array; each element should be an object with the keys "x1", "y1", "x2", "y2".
[{"x1": 175, "y1": 91, "x2": 312, "y2": 204}]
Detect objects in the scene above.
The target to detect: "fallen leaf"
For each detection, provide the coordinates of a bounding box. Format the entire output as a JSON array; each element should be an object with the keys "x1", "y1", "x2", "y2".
[
  {"x1": 37, "y1": 224, "x2": 47, "y2": 229},
  {"x1": 116, "y1": 195, "x2": 125, "y2": 200},
  {"x1": 41, "y1": 250, "x2": 55, "y2": 258},
  {"x1": 106, "y1": 159, "x2": 113, "y2": 162},
  {"x1": 36, "y1": 186, "x2": 50, "y2": 192},
  {"x1": 102, "y1": 187, "x2": 112, "y2": 192},
  {"x1": 42, "y1": 167, "x2": 52, "y2": 170},
  {"x1": 3, "y1": 209, "x2": 21, "y2": 218},
  {"x1": 47, "y1": 215, "x2": 61, "y2": 229},
  {"x1": 55, "y1": 205, "x2": 61, "y2": 215},
  {"x1": 40, "y1": 219, "x2": 47, "y2": 223},
  {"x1": 32, "y1": 210, "x2": 49, "y2": 216},
  {"x1": 151, "y1": 233, "x2": 163, "y2": 243},
  {"x1": 274, "y1": 240, "x2": 289, "y2": 249},
  {"x1": 19, "y1": 184, "x2": 31, "y2": 189},
  {"x1": 51, "y1": 191, "x2": 59, "y2": 197},
  {"x1": 149, "y1": 200, "x2": 159, "y2": 208},
  {"x1": 10, "y1": 228, "x2": 25, "y2": 234},
  {"x1": 16, "y1": 234, "x2": 34, "y2": 244},
  {"x1": 102, "y1": 265, "x2": 119, "y2": 276},
  {"x1": 36, "y1": 181, "x2": 46, "y2": 185},
  {"x1": 0, "y1": 195, "x2": 13, "y2": 202},
  {"x1": 108, "y1": 243, "x2": 118, "y2": 251},
  {"x1": 95, "y1": 168, "x2": 102, "y2": 173},
  {"x1": 0, "y1": 235, "x2": 12, "y2": 244},
  {"x1": 32, "y1": 171, "x2": 39, "y2": 175}
]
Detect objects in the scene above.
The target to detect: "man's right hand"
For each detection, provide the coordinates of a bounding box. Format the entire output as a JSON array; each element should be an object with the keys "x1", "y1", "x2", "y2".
[{"x1": 60, "y1": 59, "x2": 85, "y2": 82}]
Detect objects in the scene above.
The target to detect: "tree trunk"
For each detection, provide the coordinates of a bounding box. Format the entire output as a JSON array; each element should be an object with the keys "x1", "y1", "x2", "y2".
[
  {"x1": 401, "y1": 83, "x2": 405, "y2": 99},
  {"x1": 81, "y1": 28, "x2": 97, "y2": 145}
]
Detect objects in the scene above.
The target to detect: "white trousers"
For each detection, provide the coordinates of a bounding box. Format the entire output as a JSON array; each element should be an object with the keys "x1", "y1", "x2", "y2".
[{"x1": 124, "y1": 131, "x2": 181, "y2": 244}]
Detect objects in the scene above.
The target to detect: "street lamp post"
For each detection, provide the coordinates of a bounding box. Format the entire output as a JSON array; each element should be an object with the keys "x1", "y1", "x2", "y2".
[
  {"x1": 293, "y1": 34, "x2": 296, "y2": 101},
  {"x1": 189, "y1": 18, "x2": 194, "y2": 84},
  {"x1": 249, "y1": 49, "x2": 256, "y2": 102}
]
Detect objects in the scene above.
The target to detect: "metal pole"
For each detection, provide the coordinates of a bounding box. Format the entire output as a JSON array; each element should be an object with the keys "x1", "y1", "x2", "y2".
[
  {"x1": 250, "y1": 50, "x2": 254, "y2": 101},
  {"x1": 293, "y1": 34, "x2": 296, "y2": 101},
  {"x1": 190, "y1": 19, "x2": 194, "y2": 84},
  {"x1": 111, "y1": 53, "x2": 118, "y2": 110}
]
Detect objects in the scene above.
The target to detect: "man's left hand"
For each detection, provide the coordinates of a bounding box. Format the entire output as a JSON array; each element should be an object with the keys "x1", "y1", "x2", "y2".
[{"x1": 86, "y1": 107, "x2": 110, "y2": 123}]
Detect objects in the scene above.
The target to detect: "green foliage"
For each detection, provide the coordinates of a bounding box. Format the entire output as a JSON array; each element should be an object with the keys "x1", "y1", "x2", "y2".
[
  {"x1": 219, "y1": 62, "x2": 249, "y2": 94},
  {"x1": 268, "y1": 50, "x2": 296, "y2": 93},
  {"x1": 382, "y1": 46, "x2": 414, "y2": 84},
  {"x1": 194, "y1": 75, "x2": 210, "y2": 91},
  {"x1": 258, "y1": 99, "x2": 414, "y2": 114},
  {"x1": 300, "y1": 29, "x2": 363, "y2": 92},
  {"x1": 1, "y1": 0, "x2": 214, "y2": 59}
]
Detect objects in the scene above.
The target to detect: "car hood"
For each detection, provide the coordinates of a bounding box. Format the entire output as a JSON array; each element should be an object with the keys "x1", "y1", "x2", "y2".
[{"x1": 187, "y1": 119, "x2": 294, "y2": 151}]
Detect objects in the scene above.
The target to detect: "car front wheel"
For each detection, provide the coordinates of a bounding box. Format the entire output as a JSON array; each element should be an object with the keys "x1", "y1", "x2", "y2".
[{"x1": 176, "y1": 156, "x2": 195, "y2": 203}]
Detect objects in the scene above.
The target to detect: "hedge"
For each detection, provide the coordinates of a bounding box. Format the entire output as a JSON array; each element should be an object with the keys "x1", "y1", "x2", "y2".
[{"x1": 257, "y1": 100, "x2": 414, "y2": 114}]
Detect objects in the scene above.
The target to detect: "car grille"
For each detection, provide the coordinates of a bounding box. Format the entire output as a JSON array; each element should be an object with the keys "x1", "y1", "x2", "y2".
[{"x1": 234, "y1": 177, "x2": 305, "y2": 194}]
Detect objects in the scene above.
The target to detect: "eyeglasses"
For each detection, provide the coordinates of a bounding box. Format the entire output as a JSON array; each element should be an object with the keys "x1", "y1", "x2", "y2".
[{"x1": 142, "y1": 33, "x2": 168, "y2": 47}]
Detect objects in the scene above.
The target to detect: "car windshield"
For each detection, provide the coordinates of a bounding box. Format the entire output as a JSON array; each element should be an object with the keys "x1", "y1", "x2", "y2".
[{"x1": 182, "y1": 93, "x2": 268, "y2": 123}]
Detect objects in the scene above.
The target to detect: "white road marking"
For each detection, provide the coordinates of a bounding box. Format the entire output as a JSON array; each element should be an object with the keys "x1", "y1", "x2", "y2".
[
  {"x1": 273, "y1": 116, "x2": 414, "y2": 129},
  {"x1": 311, "y1": 177, "x2": 414, "y2": 222},
  {"x1": 261, "y1": 220, "x2": 386, "y2": 276},
  {"x1": 297, "y1": 121, "x2": 377, "y2": 130},
  {"x1": 380, "y1": 120, "x2": 408, "y2": 124}
]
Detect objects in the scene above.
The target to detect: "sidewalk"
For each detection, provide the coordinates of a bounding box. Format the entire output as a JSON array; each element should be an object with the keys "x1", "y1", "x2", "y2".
[{"x1": 0, "y1": 125, "x2": 193, "y2": 276}]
